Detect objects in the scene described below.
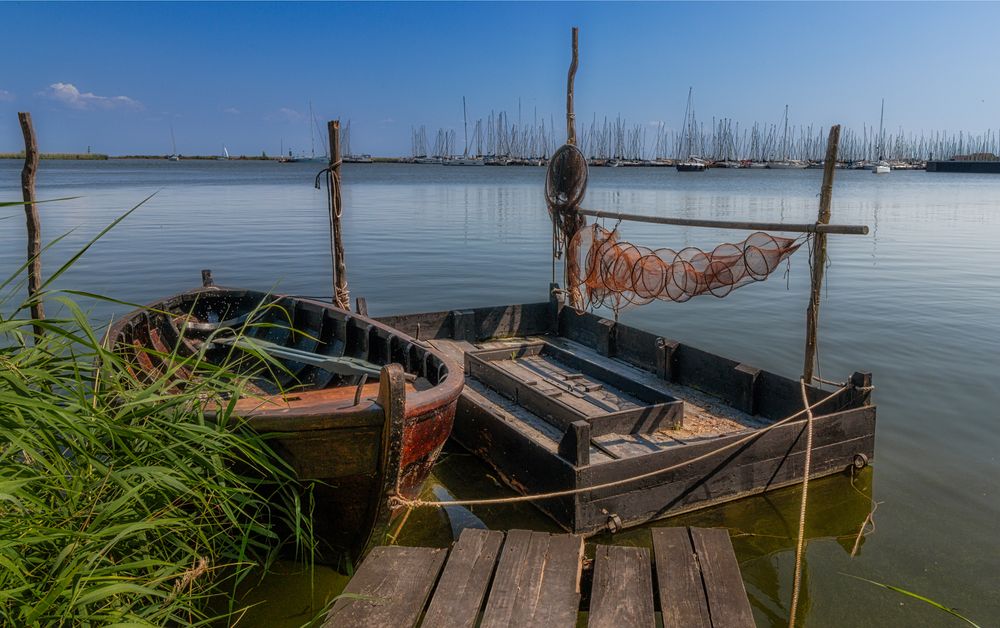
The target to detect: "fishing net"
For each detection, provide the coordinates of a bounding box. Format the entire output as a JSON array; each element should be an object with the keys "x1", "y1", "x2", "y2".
[
  {"x1": 568, "y1": 223, "x2": 804, "y2": 310},
  {"x1": 546, "y1": 144, "x2": 589, "y2": 307}
]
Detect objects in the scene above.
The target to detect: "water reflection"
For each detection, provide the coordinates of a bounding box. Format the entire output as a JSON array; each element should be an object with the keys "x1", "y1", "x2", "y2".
[{"x1": 2, "y1": 161, "x2": 998, "y2": 624}]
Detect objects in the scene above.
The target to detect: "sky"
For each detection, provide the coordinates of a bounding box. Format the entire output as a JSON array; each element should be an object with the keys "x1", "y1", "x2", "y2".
[{"x1": 2, "y1": 1, "x2": 999, "y2": 157}]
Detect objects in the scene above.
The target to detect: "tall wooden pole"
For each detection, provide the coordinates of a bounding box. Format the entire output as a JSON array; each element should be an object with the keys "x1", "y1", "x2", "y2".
[
  {"x1": 328, "y1": 120, "x2": 349, "y2": 310},
  {"x1": 802, "y1": 124, "x2": 840, "y2": 382},
  {"x1": 18, "y1": 112, "x2": 45, "y2": 340},
  {"x1": 566, "y1": 27, "x2": 579, "y2": 146}
]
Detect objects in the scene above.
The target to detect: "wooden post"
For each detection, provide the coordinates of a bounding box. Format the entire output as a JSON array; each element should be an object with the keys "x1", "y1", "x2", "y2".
[
  {"x1": 566, "y1": 27, "x2": 579, "y2": 146},
  {"x1": 802, "y1": 125, "x2": 840, "y2": 382},
  {"x1": 328, "y1": 120, "x2": 349, "y2": 310},
  {"x1": 18, "y1": 112, "x2": 44, "y2": 340}
]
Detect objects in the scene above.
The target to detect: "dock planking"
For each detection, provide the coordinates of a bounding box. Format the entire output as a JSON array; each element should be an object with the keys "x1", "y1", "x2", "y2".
[
  {"x1": 324, "y1": 527, "x2": 754, "y2": 628},
  {"x1": 323, "y1": 546, "x2": 446, "y2": 628},
  {"x1": 588, "y1": 545, "x2": 655, "y2": 628},
  {"x1": 653, "y1": 527, "x2": 755, "y2": 628}
]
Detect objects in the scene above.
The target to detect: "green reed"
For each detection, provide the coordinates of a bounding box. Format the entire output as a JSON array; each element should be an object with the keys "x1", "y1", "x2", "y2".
[{"x1": 0, "y1": 200, "x2": 314, "y2": 625}]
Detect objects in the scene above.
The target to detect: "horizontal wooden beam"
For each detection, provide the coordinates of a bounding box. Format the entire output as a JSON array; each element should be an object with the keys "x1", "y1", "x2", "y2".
[{"x1": 577, "y1": 208, "x2": 869, "y2": 235}]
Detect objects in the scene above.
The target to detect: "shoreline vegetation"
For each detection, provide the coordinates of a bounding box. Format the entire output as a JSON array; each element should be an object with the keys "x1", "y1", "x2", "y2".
[{"x1": 0, "y1": 200, "x2": 317, "y2": 625}]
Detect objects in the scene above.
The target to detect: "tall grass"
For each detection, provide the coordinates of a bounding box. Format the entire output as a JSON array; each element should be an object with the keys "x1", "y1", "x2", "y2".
[{"x1": 0, "y1": 200, "x2": 314, "y2": 625}]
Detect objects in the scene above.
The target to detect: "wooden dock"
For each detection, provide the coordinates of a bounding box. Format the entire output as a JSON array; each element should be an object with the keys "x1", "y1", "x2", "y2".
[{"x1": 323, "y1": 527, "x2": 755, "y2": 628}]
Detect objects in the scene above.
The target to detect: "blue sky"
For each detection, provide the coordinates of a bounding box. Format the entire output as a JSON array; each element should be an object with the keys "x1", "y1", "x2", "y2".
[{"x1": 1, "y1": 1, "x2": 998, "y2": 156}]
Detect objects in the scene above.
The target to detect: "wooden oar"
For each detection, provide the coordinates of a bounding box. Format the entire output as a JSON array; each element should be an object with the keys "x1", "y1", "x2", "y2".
[{"x1": 212, "y1": 335, "x2": 416, "y2": 381}]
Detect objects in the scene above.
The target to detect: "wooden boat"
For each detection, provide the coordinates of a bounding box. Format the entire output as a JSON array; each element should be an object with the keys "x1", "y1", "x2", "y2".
[
  {"x1": 107, "y1": 286, "x2": 464, "y2": 561},
  {"x1": 377, "y1": 289, "x2": 876, "y2": 536}
]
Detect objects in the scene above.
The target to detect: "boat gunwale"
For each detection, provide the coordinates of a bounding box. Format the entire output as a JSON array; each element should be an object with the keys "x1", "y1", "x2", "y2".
[{"x1": 105, "y1": 287, "x2": 464, "y2": 429}]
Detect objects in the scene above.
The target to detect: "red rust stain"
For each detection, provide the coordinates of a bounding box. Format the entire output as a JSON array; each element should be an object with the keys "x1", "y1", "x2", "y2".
[{"x1": 400, "y1": 401, "x2": 456, "y2": 469}]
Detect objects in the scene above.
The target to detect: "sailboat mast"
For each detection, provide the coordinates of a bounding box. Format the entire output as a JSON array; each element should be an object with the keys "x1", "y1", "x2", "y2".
[
  {"x1": 463, "y1": 96, "x2": 469, "y2": 157},
  {"x1": 782, "y1": 104, "x2": 789, "y2": 160},
  {"x1": 878, "y1": 98, "x2": 885, "y2": 160}
]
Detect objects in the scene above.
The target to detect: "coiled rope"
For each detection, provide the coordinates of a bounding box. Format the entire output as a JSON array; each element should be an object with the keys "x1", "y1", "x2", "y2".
[{"x1": 391, "y1": 381, "x2": 870, "y2": 510}]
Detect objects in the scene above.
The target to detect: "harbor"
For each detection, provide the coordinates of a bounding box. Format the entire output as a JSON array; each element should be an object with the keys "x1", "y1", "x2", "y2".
[
  {"x1": 3, "y1": 4, "x2": 1000, "y2": 627},
  {"x1": 3, "y1": 147, "x2": 998, "y2": 627}
]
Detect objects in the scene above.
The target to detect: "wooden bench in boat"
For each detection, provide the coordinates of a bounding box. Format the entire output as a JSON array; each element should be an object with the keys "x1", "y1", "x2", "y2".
[
  {"x1": 376, "y1": 294, "x2": 876, "y2": 535},
  {"x1": 322, "y1": 527, "x2": 755, "y2": 628}
]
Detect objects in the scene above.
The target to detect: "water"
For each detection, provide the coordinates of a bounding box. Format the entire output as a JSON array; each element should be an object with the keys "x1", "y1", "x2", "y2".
[{"x1": 2, "y1": 160, "x2": 998, "y2": 626}]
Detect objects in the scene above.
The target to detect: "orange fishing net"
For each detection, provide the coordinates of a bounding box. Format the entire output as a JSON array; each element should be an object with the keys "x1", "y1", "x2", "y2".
[{"x1": 568, "y1": 224, "x2": 804, "y2": 310}]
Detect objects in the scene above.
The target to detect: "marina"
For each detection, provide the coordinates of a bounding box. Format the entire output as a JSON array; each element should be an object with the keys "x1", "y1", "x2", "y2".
[{"x1": 3, "y1": 137, "x2": 998, "y2": 627}]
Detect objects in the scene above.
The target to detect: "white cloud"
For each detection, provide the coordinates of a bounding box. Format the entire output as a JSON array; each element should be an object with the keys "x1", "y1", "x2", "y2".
[
  {"x1": 0, "y1": 90, "x2": 14, "y2": 102},
  {"x1": 276, "y1": 107, "x2": 303, "y2": 121},
  {"x1": 42, "y1": 83, "x2": 141, "y2": 110},
  {"x1": 223, "y1": 107, "x2": 240, "y2": 115},
  {"x1": 381, "y1": 117, "x2": 394, "y2": 124}
]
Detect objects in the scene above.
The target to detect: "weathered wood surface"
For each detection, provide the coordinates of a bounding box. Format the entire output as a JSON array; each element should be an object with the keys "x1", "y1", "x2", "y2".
[
  {"x1": 588, "y1": 544, "x2": 655, "y2": 628},
  {"x1": 653, "y1": 527, "x2": 711, "y2": 627},
  {"x1": 576, "y1": 207, "x2": 867, "y2": 235},
  {"x1": 689, "y1": 528, "x2": 755, "y2": 628},
  {"x1": 322, "y1": 546, "x2": 446, "y2": 628},
  {"x1": 653, "y1": 527, "x2": 754, "y2": 628},
  {"x1": 18, "y1": 111, "x2": 44, "y2": 339},
  {"x1": 480, "y1": 530, "x2": 584, "y2": 628},
  {"x1": 803, "y1": 125, "x2": 841, "y2": 381},
  {"x1": 422, "y1": 528, "x2": 504, "y2": 628},
  {"x1": 331, "y1": 528, "x2": 754, "y2": 627},
  {"x1": 328, "y1": 119, "x2": 349, "y2": 310}
]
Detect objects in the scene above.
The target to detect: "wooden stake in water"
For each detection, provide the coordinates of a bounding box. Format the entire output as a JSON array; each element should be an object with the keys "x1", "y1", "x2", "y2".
[
  {"x1": 18, "y1": 112, "x2": 45, "y2": 339},
  {"x1": 802, "y1": 124, "x2": 841, "y2": 383},
  {"x1": 566, "y1": 27, "x2": 579, "y2": 146},
  {"x1": 328, "y1": 120, "x2": 350, "y2": 310}
]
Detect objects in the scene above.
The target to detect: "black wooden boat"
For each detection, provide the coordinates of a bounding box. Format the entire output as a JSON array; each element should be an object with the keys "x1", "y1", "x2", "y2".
[
  {"x1": 377, "y1": 289, "x2": 875, "y2": 535},
  {"x1": 108, "y1": 286, "x2": 464, "y2": 560}
]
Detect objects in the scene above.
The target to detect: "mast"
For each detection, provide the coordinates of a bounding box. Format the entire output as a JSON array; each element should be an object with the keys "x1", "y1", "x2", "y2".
[
  {"x1": 877, "y1": 98, "x2": 885, "y2": 160},
  {"x1": 463, "y1": 96, "x2": 469, "y2": 157},
  {"x1": 310, "y1": 101, "x2": 315, "y2": 159},
  {"x1": 782, "y1": 104, "x2": 789, "y2": 160}
]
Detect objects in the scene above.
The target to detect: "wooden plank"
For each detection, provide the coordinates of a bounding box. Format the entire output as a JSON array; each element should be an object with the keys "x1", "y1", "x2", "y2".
[
  {"x1": 578, "y1": 406, "x2": 876, "y2": 497},
  {"x1": 322, "y1": 546, "x2": 445, "y2": 628},
  {"x1": 475, "y1": 302, "x2": 551, "y2": 340},
  {"x1": 422, "y1": 529, "x2": 505, "y2": 628},
  {"x1": 588, "y1": 545, "x2": 655, "y2": 628},
  {"x1": 480, "y1": 530, "x2": 583, "y2": 628},
  {"x1": 576, "y1": 430, "x2": 875, "y2": 534},
  {"x1": 376, "y1": 310, "x2": 453, "y2": 340},
  {"x1": 613, "y1": 323, "x2": 661, "y2": 372},
  {"x1": 558, "y1": 420, "x2": 591, "y2": 466},
  {"x1": 689, "y1": 528, "x2": 755, "y2": 628},
  {"x1": 652, "y1": 528, "x2": 711, "y2": 628}
]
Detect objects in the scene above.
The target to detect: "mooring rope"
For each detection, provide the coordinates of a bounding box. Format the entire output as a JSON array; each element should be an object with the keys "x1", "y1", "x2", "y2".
[
  {"x1": 391, "y1": 382, "x2": 869, "y2": 510},
  {"x1": 788, "y1": 378, "x2": 816, "y2": 627}
]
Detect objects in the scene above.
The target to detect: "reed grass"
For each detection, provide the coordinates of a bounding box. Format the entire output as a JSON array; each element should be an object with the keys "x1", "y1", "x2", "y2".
[
  {"x1": 843, "y1": 574, "x2": 982, "y2": 627},
  {"x1": 0, "y1": 199, "x2": 314, "y2": 625}
]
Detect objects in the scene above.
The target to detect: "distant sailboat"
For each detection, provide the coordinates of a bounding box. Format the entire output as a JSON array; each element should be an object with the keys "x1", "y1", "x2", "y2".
[
  {"x1": 217, "y1": 146, "x2": 230, "y2": 161},
  {"x1": 676, "y1": 87, "x2": 707, "y2": 172},
  {"x1": 873, "y1": 99, "x2": 891, "y2": 175},
  {"x1": 167, "y1": 124, "x2": 180, "y2": 161},
  {"x1": 768, "y1": 105, "x2": 808, "y2": 169},
  {"x1": 285, "y1": 102, "x2": 329, "y2": 163},
  {"x1": 443, "y1": 97, "x2": 485, "y2": 166}
]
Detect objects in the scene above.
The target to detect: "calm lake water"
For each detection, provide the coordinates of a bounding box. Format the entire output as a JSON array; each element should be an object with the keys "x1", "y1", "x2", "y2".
[{"x1": 2, "y1": 160, "x2": 998, "y2": 626}]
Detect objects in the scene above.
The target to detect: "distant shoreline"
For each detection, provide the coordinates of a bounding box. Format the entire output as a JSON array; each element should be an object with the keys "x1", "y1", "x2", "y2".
[{"x1": 0, "y1": 153, "x2": 412, "y2": 162}]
